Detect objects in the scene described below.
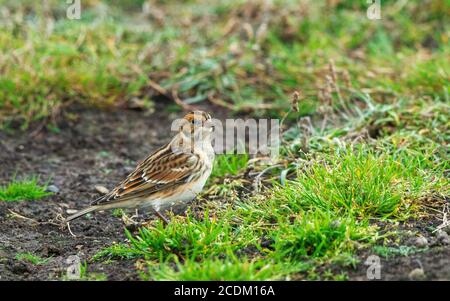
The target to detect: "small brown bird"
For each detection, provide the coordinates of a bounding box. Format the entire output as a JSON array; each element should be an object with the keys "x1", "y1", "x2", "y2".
[{"x1": 65, "y1": 111, "x2": 215, "y2": 224}]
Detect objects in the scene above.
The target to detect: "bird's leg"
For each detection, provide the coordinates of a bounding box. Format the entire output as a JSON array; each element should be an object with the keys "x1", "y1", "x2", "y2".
[
  {"x1": 140, "y1": 208, "x2": 171, "y2": 228},
  {"x1": 153, "y1": 209, "x2": 170, "y2": 225}
]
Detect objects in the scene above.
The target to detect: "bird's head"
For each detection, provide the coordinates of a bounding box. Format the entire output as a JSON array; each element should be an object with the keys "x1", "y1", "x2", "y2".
[
  {"x1": 172, "y1": 111, "x2": 214, "y2": 154},
  {"x1": 183, "y1": 111, "x2": 212, "y2": 127},
  {"x1": 181, "y1": 111, "x2": 213, "y2": 135}
]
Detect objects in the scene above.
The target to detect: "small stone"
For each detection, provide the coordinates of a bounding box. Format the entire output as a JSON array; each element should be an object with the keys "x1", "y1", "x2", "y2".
[
  {"x1": 414, "y1": 236, "x2": 428, "y2": 248},
  {"x1": 66, "y1": 209, "x2": 78, "y2": 215},
  {"x1": 45, "y1": 185, "x2": 59, "y2": 193},
  {"x1": 436, "y1": 230, "x2": 449, "y2": 242},
  {"x1": 408, "y1": 268, "x2": 426, "y2": 280},
  {"x1": 95, "y1": 185, "x2": 109, "y2": 194}
]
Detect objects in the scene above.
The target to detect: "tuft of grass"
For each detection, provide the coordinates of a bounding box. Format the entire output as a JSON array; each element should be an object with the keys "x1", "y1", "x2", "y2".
[
  {"x1": 96, "y1": 210, "x2": 256, "y2": 262},
  {"x1": 112, "y1": 208, "x2": 125, "y2": 218},
  {"x1": 373, "y1": 245, "x2": 426, "y2": 259},
  {"x1": 210, "y1": 154, "x2": 249, "y2": 179},
  {"x1": 142, "y1": 256, "x2": 296, "y2": 281},
  {"x1": 280, "y1": 150, "x2": 418, "y2": 219},
  {"x1": 92, "y1": 243, "x2": 138, "y2": 261},
  {"x1": 0, "y1": 176, "x2": 51, "y2": 201},
  {"x1": 79, "y1": 261, "x2": 108, "y2": 281},
  {"x1": 271, "y1": 211, "x2": 369, "y2": 260},
  {"x1": 15, "y1": 253, "x2": 51, "y2": 265}
]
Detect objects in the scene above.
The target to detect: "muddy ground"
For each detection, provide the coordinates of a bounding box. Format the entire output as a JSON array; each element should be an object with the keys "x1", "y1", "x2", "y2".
[{"x1": 0, "y1": 104, "x2": 449, "y2": 281}]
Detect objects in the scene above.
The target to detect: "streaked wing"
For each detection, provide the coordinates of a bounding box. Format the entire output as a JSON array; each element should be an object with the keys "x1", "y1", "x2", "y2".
[{"x1": 92, "y1": 143, "x2": 200, "y2": 206}]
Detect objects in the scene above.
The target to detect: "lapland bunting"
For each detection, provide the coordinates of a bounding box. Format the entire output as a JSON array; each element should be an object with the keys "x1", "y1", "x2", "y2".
[{"x1": 65, "y1": 111, "x2": 215, "y2": 224}]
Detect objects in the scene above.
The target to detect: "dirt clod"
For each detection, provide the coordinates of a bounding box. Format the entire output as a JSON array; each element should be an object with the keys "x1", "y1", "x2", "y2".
[
  {"x1": 408, "y1": 268, "x2": 426, "y2": 281},
  {"x1": 415, "y1": 236, "x2": 429, "y2": 248},
  {"x1": 436, "y1": 230, "x2": 449, "y2": 245}
]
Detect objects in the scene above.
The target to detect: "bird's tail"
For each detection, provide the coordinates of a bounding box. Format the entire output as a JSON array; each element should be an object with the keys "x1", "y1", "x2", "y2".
[{"x1": 65, "y1": 205, "x2": 100, "y2": 223}]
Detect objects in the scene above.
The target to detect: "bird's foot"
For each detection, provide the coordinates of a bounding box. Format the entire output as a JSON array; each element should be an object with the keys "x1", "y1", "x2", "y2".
[{"x1": 121, "y1": 209, "x2": 141, "y2": 227}]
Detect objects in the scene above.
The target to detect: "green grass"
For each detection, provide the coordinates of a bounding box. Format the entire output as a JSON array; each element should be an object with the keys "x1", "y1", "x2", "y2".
[
  {"x1": 0, "y1": 177, "x2": 51, "y2": 201},
  {"x1": 0, "y1": 1, "x2": 448, "y2": 127},
  {"x1": 95, "y1": 210, "x2": 256, "y2": 261},
  {"x1": 79, "y1": 261, "x2": 107, "y2": 281},
  {"x1": 141, "y1": 256, "x2": 297, "y2": 281},
  {"x1": 211, "y1": 154, "x2": 249, "y2": 179},
  {"x1": 92, "y1": 81, "x2": 448, "y2": 279},
  {"x1": 95, "y1": 142, "x2": 447, "y2": 279},
  {"x1": 273, "y1": 148, "x2": 436, "y2": 220},
  {"x1": 271, "y1": 211, "x2": 368, "y2": 260},
  {"x1": 373, "y1": 245, "x2": 426, "y2": 259},
  {"x1": 15, "y1": 253, "x2": 51, "y2": 265}
]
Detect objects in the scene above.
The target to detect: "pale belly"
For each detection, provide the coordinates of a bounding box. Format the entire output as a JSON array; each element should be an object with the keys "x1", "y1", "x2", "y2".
[{"x1": 141, "y1": 167, "x2": 212, "y2": 212}]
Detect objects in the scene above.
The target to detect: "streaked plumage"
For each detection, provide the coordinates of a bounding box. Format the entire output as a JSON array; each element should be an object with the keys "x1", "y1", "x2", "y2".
[{"x1": 65, "y1": 111, "x2": 215, "y2": 223}]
